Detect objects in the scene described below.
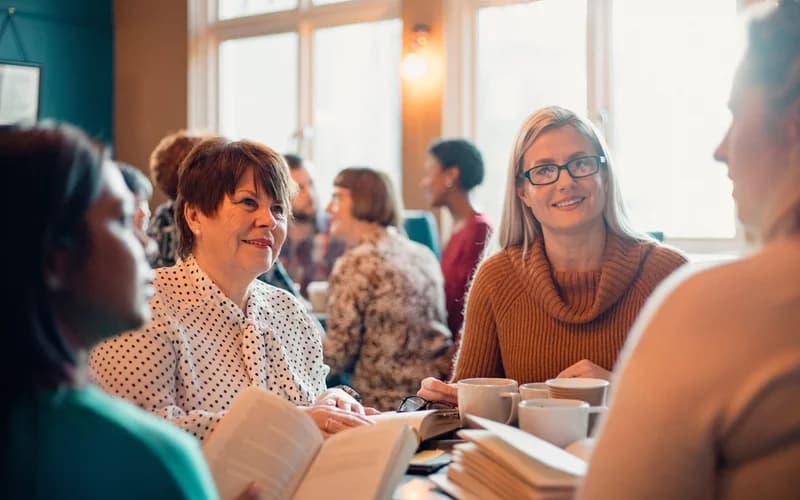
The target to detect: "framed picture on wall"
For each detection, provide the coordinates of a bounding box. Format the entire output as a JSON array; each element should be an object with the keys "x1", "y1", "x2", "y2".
[{"x1": 0, "y1": 61, "x2": 41, "y2": 125}]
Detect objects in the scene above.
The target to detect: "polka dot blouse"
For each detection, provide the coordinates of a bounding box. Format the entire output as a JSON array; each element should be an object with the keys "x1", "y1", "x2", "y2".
[{"x1": 89, "y1": 255, "x2": 329, "y2": 441}]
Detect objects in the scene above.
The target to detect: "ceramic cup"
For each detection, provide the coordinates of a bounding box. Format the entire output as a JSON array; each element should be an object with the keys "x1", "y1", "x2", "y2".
[
  {"x1": 306, "y1": 281, "x2": 329, "y2": 313},
  {"x1": 457, "y1": 378, "x2": 520, "y2": 427},
  {"x1": 545, "y1": 377, "x2": 610, "y2": 406},
  {"x1": 518, "y1": 398, "x2": 607, "y2": 448},
  {"x1": 519, "y1": 382, "x2": 550, "y2": 401}
]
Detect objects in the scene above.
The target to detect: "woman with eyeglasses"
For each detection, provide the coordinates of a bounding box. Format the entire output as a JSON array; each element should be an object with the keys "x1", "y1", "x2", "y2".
[
  {"x1": 419, "y1": 106, "x2": 686, "y2": 404},
  {"x1": 581, "y1": 3, "x2": 800, "y2": 498}
]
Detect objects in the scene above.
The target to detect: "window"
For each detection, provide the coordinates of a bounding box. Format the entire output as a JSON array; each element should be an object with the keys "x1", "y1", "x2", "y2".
[
  {"x1": 611, "y1": 0, "x2": 742, "y2": 238},
  {"x1": 192, "y1": 0, "x2": 401, "y2": 206},
  {"x1": 457, "y1": 0, "x2": 744, "y2": 249},
  {"x1": 473, "y1": 0, "x2": 588, "y2": 228},
  {"x1": 218, "y1": 33, "x2": 298, "y2": 149},
  {"x1": 312, "y1": 19, "x2": 401, "y2": 203},
  {"x1": 218, "y1": 0, "x2": 298, "y2": 20}
]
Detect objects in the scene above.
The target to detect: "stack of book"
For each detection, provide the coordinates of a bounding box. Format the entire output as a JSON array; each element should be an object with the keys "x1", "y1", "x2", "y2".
[{"x1": 435, "y1": 416, "x2": 587, "y2": 500}]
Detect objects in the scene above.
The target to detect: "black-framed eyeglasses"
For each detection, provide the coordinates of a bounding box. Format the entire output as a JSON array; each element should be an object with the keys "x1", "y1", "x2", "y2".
[
  {"x1": 398, "y1": 395, "x2": 456, "y2": 412},
  {"x1": 518, "y1": 155, "x2": 607, "y2": 186}
]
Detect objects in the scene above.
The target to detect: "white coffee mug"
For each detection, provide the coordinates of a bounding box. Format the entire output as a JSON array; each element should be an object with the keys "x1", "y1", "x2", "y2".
[
  {"x1": 457, "y1": 378, "x2": 520, "y2": 427},
  {"x1": 518, "y1": 398, "x2": 607, "y2": 448},
  {"x1": 519, "y1": 382, "x2": 550, "y2": 401},
  {"x1": 306, "y1": 281, "x2": 329, "y2": 313}
]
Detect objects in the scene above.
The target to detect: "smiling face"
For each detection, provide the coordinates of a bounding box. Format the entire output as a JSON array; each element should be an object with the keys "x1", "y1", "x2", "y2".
[
  {"x1": 517, "y1": 125, "x2": 607, "y2": 238},
  {"x1": 59, "y1": 164, "x2": 155, "y2": 347},
  {"x1": 186, "y1": 167, "x2": 288, "y2": 287}
]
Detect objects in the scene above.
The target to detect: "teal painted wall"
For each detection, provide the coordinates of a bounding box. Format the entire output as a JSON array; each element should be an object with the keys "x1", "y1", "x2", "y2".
[{"x1": 0, "y1": 0, "x2": 112, "y2": 143}]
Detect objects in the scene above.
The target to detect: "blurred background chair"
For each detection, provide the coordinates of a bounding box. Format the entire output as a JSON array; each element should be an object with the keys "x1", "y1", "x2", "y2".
[{"x1": 403, "y1": 209, "x2": 440, "y2": 259}]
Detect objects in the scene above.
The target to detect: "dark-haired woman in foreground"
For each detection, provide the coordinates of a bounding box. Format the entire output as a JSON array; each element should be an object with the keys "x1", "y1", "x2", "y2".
[{"x1": 0, "y1": 124, "x2": 217, "y2": 498}]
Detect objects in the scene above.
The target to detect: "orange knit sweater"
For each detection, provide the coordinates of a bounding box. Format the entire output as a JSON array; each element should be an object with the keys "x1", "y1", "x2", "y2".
[{"x1": 451, "y1": 233, "x2": 687, "y2": 384}]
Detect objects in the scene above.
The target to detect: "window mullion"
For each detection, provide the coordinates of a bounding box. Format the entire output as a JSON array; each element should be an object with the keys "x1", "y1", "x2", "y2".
[
  {"x1": 587, "y1": 0, "x2": 612, "y2": 145},
  {"x1": 298, "y1": 20, "x2": 313, "y2": 159}
]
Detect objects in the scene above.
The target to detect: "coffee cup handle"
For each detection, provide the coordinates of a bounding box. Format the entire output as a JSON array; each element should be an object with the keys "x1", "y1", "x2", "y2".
[{"x1": 500, "y1": 392, "x2": 520, "y2": 425}]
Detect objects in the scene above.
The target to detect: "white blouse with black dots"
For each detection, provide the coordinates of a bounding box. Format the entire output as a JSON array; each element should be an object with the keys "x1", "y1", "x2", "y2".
[{"x1": 89, "y1": 255, "x2": 329, "y2": 441}]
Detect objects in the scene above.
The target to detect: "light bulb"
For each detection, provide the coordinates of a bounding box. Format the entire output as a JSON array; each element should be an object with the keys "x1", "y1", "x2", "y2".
[{"x1": 403, "y1": 53, "x2": 426, "y2": 80}]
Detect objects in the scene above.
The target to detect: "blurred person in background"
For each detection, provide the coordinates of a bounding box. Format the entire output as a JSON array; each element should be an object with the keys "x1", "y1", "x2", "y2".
[
  {"x1": 147, "y1": 130, "x2": 207, "y2": 268},
  {"x1": 421, "y1": 138, "x2": 493, "y2": 349},
  {"x1": 119, "y1": 162, "x2": 157, "y2": 261},
  {"x1": 324, "y1": 167, "x2": 452, "y2": 410},
  {"x1": 280, "y1": 154, "x2": 346, "y2": 298}
]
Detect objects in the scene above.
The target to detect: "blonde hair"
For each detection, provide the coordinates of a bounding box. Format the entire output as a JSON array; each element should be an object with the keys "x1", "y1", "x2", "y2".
[
  {"x1": 498, "y1": 106, "x2": 646, "y2": 252},
  {"x1": 745, "y1": 1, "x2": 800, "y2": 240}
]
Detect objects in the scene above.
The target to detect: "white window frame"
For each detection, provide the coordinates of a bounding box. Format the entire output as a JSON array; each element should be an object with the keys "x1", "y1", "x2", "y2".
[
  {"x1": 189, "y1": 0, "x2": 400, "y2": 161},
  {"x1": 443, "y1": 0, "x2": 745, "y2": 255},
  {"x1": 192, "y1": 0, "x2": 745, "y2": 255}
]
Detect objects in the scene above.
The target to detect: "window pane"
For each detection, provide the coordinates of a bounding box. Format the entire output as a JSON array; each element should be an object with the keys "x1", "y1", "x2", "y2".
[
  {"x1": 218, "y1": 0, "x2": 297, "y2": 20},
  {"x1": 219, "y1": 33, "x2": 298, "y2": 151},
  {"x1": 312, "y1": 19, "x2": 402, "y2": 205},
  {"x1": 474, "y1": 0, "x2": 588, "y2": 230},
  {"x1": 612, "y1": 0, "x2": 742, "y2": 238}
]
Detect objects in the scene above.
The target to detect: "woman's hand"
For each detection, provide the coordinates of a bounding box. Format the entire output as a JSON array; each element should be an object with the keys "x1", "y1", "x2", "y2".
[
  {"x1": 304, "y1": 405, "x2": 373, "y2": 438},
  {"x1": 557, "y1": 359, "x2": 611, "y2": 380},
  {"x1": 314, "y1": 387, "x2": 380, "y2": 415},
  {"x1": 417, "y1": 377, "x2": 458, "y2": 405}
]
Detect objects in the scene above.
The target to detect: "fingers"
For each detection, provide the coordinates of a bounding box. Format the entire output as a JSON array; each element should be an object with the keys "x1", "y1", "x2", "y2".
[
  {"x1": 337, "y1": 399, "x2": 366, "y2": 416},
  {"x1": 364, "y1": 406, "x2": 381, "y2": 416},
  {"x1": 417, "y1": 377, "x2": 458, "y2": 405},
  {"x1": 558, "y1": 359, "x2": 611, "y2": 379}
]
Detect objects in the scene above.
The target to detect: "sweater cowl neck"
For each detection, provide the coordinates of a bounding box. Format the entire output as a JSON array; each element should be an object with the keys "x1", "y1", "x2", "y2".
[{"x1": 511, "y1": 232, "x2": 650, "y2": 324}]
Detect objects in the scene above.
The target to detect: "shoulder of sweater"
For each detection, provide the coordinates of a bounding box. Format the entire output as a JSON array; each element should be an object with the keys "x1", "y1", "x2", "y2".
[
  {"x1": 630, "y1": 241, "x2": 689, "y2": 295},
  {"x1": 471, "y1": 248, "x2": 524, "y2": 292}
]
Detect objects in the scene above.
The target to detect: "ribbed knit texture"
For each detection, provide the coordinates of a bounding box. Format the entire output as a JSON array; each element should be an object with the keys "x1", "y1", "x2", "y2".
[{"x1": 451, "y1": 233, "x2": 687, "y2": 383}]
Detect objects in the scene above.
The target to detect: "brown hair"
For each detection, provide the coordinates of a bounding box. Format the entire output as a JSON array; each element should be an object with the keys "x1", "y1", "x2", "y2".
[
  {"x1": 175, "y1": 137, "x2": 296, "y2": 258},
  {"x1": 333, "y1": 167, "x2": 402, "y2": 228},
  {"x1": 149, "y1": 131, "x2": 207, "y2": 199}
]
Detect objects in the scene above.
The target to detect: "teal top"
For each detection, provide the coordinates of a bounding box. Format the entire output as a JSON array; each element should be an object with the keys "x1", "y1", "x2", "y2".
[{"x1": 4, "y1": 385, "x2": 218, "y2": 499}]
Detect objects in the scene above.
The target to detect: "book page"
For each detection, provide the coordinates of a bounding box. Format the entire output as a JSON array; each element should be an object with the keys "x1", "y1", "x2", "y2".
[
  {"x1": 203, "y1": 387, "x2": 323, "y2": 500},
  {"x1": 369, "y1": 409, "x2": 460, "y2": 441},
  {"x1": 292, "y1": 421, "x2": 419, "y2": 500},
  {"x1": 460, "y1": 417, "x2": 586, "y2": 488}
]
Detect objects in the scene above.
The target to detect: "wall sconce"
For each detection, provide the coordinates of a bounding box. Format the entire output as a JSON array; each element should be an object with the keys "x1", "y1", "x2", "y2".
[{"x1": 403, "y1": 23, "x2": 431, "y2": 81}]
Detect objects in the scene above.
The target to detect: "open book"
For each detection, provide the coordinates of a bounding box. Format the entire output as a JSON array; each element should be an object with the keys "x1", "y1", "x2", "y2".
[
  {"x1": 368, "y1": 408, "x2": 461, "y2": 441},
  {"x1": 443, "y1": 416, "x2": 588, "y2": 500},
  {"x1": 203, "y1": 387, "x2": 418, "y2": 500}
]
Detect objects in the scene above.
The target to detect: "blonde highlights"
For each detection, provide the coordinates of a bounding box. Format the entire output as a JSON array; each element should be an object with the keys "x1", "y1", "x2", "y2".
[{"x1": 498, "y1": 106, "x2": 646, "y2": 252}]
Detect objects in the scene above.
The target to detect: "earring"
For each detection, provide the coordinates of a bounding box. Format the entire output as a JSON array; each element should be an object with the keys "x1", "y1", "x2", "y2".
[{"x1": 445, "y1": 180, "x2": 454, "y2": 189}]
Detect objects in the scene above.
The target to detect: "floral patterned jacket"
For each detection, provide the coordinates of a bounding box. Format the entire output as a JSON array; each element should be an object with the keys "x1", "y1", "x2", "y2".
[{"x1": 323, "y1": 227, "x2": 453, "y2": 410}]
